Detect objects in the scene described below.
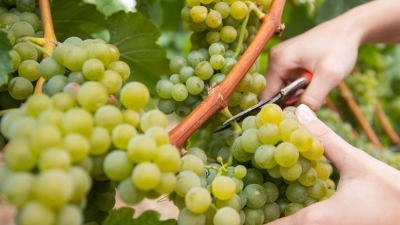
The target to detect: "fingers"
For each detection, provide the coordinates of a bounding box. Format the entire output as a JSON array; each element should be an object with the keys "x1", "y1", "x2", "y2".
[{"x1": 295, "y1": 104, "x2": 358, "y2": 172}]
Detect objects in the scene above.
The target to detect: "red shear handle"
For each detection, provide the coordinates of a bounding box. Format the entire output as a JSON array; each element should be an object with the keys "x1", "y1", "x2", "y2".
[{"x1": 283, "y1": 71, "x2": 313, "y2": 107}]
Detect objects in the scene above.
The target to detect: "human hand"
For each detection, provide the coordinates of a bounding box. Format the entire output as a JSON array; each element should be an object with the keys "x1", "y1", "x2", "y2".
[
  {"x1": 265, "y1": 104, "x2": 400, "y2": 225},
  {"x1": 260, "y1": 19, "x2": 361, "y2": 111}
]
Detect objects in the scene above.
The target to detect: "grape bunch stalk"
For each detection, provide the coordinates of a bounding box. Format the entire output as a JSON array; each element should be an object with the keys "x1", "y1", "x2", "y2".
[{"x1": 157, "y1": 0, "x2": 268, "y2": 117}]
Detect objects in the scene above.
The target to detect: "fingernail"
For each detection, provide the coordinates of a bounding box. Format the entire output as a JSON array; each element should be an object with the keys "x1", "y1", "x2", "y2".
[{"x1": 297, "y1": 104, "x2": 316, "y2": 123}]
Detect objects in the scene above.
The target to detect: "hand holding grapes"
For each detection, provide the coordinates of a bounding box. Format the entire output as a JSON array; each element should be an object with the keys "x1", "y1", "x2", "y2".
[{"x1": 266, "y1": 104, "x2": 400, "y2": 225}]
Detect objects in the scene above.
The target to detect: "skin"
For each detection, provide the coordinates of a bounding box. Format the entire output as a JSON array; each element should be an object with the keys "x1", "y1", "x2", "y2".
[
  {"x1": 266, "y1": 104, "x2": 400, "y2": 225},
  {"x1": 260, "y1": 0, "x2": 400, "y2": 111}
]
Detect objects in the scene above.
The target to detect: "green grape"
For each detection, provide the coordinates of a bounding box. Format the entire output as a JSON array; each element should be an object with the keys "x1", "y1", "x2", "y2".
[
  {"x1": 170, "y1": 55, "x2": 187, "y2": 74},
  {"x1": 7, "y1": 76, "x2": 33, "y2": 100},
  {"x1": 228, "y1": 91, "x2": 242, "y2": 107},
  {"x1": 62, "y1": 133, "x2": 90, "y2": 163},
  {"x1": 267, "y1": 165, "x2": 282, "y2": 179},
  {"x1": 2, "y1": 172, "x2": 35, "y2": 207},
  {"x1": 139, "y1": 109, "x2": 167, "y2": 131},
  {"x1": 229, "y1": 1, "x2": 248, "y2": 20},
  {"x1": 111, "y1": 123, "x2": 137, "y2": 149},
  {"x1": 205, "y1": 31, "x2": 220, "y2": 44},
  {"x1": 220, "y1": 26, "x2": 237, "y2": 43},
  {"x1": 280, "y1": 161, "x2": 302, "y2": 181},
  {"x1": 178, "y1": 66, "x2": 194, "y2": 83},
  {"x1": 52, "y1": 42, "x2": 73, "y2": 66},
  {"x1": 0, "y1": 13, "x2": 19, "y2": 28},
  {"x1": 179, "y1": 154, "x2": 204, "y2": 176},
  {"x1": 214, "y1": 207, "x2": 240, "y2": 225},
  {"x1": 145, "y1": 126, "x2": 169, "y2": 147},
  {"x1": 37, "y1": 146, "x2": 70, "y2": 171},
  {"x1": 176, "y1": 171, "x2": 201, "y2": 197},
  {"x1": 108, "y1": 61, "x2": 130, "y2": 81},
  {"x1": 46, "y1": 75, "x2": 68, "y2": 96},
  {"x1": 242, "y1": 167, "x2": 263, "y2": 187},
  {"x1": 131, "y1": 162, "x2": 161, "y2": 191},
  {"x1": 239, "y1": 92, "x2": 257, "y2": 110},
  {"x1": 241, "y1": 128, "x2": 262, "y2": 153},
  {"x1": 258, "y1": 123, "x2": 280, "y2": 145},
  {"x1": 209, "y1": 54, "x2": 224, "y2": 70},
  {"x1": 33, "y1": 170, "x2": 73, "y2": 207},
  {"x1": 274, "y1": 142, "x2": 299, "y2": 167},
  {"x1": 24, "y1": 93, "x2": 50, "y2": 118},
  {"x1": 194, "y1": 61, "x2": 213, "y2": 80},
  {"x1": 216, "y1": 193, "x2": 241, "y2": 211},
  {"x1": 303, "y1": 197, "x2": 318, "y2": 207},
  {"x1": 154, "y1": 172, "x2": 176, "y2": 194},
  {"x1": 18, "y1": 59, "x2": 40, "y2": 81},
  {"x1": 108, "y1": 44, "x2": 120, "y2": 63},
  {"x1": 231, "y1": 136, "x2": 252, "y2": 162},
  {"x1": 9, "y1": 49, "x2": 20, "y2": 72},
  {"x1": 276, "y1": 198, "x2": 290, "y2": 215},
  {"x1": 209, "y1": 73, "x2": 226, "y2": 86},
  {"x1": 16, "y1": 0, "x2": 36, "y2": 12},
  {"x1": 185, "y1": 187, "x2": 211, "y2": 214},
  {"x1": 259, "y1": 104, "x2": 283, "y2": 125},
  {"x1": 301, "y1": 137, "x2": 324, "y2": 160},
  {"x1": 7, "y1": 116, "x2": 36, "y2": 140},
  {"x1": 157, "y1": 98, "x2": 177, "y2": 114},
  {"x1": 290, "y1": 127, "x2": 313, "y2": 152},
  {"x1": 77, "y1": 81, "x2": 108, "y2": 111},
  {"x1": 250, "y1": 73, "x2": 266, "y2": 95},
  {"x1": 209, "y1": 42, "x2": 226, "y2": 56},
  {"x1": 68, "y1": 166, "x2": 92, "y2": 201},
  {"x1": 171, "y1": 83, "x2": 188, "y2": 101},
  {"x1": 120, "y1": 82, "x2": 149, "y2": 110},
  {"x1": 262, "y1": 202, "x2": 280, "y2": 223},
  {"x1": 285, "y1": 203, "x2": 304, "y2": 216},
  {"x1": 181, "y1": 6, "x2": 192, "y2": 23},
  {"x1": 240, "y1": 116, "x2": 257, "y2": 131},
  {"x1": 87, "y1": 42, "x2": 111, "y2": 67},
  {"x1": 185, "y1": 76, "x2": 204, "y2": 95},
  {"x1": 38, "y1": 57, "x2": 66, "y2": 80},
  {"x1": 298, "y1": 167, "x2": 317, "y2": 186},
  {"x1": 67, "y1": 71, "x2": 87, "y2": 84},
  {"x1": 156, "y1": 79, "x2": 174, "y2": 99},
  {"x1": 243, "y1": 184, "x2": 267, "y2": 209},
  {"x1": 62, "y1": 107, "x2": 93, "y2": 137},
  {"x1": 282, "y1": 110, "x2": 297, "y2": 120},
  {"x1": 170, "y1": 73, "x2": 181, "y2": 84},
  {"x1": 308, "y1": 179, "x2": 327, "y2": 199},
  {"x1": 64, "y1": 36, "x2": 83, "y2": 46},
  {"x1": 56, "y1": 204, "x2": 83, "y2": 225},
  {"x1": 325, "y1": 179, "x2": 336, "y2": 190},
  {"x1": 103, "y1": 150, "x2": 133, "y2": 181},
  {"x1": 314, "y1": 162, "x2": 332, "y2": 181},
  {"x1": 220, "y1": 57, "x2": 237, "y2": 74},
  {"x1": 234, "y1": 165, "x2": 247, "y2": 179},
  {"x1": 190, "y1": 5, "x2": 207, "y2": 23},
  {"x1": 82, "y1": 58, "x2": 104, "y2": 80},
  {"x1": 206, "y1": 10, "x2": 222, "y2": 28},
  {"x1": 89, "y1": 126, "x2": 111, "y2": 155},
  {"x1": 153, "y1": 144, "x2": 181, "y2": 173},
  {"x1": 212, "y1": 175, "x2": 236, "y2": 200},
  {"x1": 214, "y1": 2, "x2": 230, "y2": 19},
  {"x1": 117, "y1": 178, "x2": 146, "y2": 205},
  {"x1": 98, "y1": 70, "x2": 122, "y2": 93},
  {"x1": 285, "y1": 182, "x2": 308, "y2": 203},
  {"x1": 49, "y1": 94, "x2": 73, "y2": 113},
  {"x1": 122, "y1": 109, "x2": 141, "y2": 127},
  {"x1": 0, "y1": 109, "x2": 25, "y2": 139},
  {"x1": 4, "y1": 140, "x2": 37, "y2": 170},
  {"x1": 19, "y1": 201, "x2": 55, "y2": 225},
  {"x1": 235, "y1": 73, "x2": 252, "y2": 92},
  {"x1": 261, "y1": 182, "x2": 278, "y2": 203},
  {"x1": 279, "y1": 118, "x2": 300, "y2": 142},
  {"x1": 10, "y1": 21, "x2": 34, "y2": 38},
  {"x1": 254, "y1": 145, "x2": 277, "y2": 169},
  {"x1": 94, "y1": 105, "x2": 122, "y2": 133},
  {"x1": 127, "y1": 134, "x2": 157, "y2": 163},
  {"x1": 177, "y1": 207, "x2": 206, "y2": 225},
  {"x1": 187, "y1": 51, "x2": 205, "y2": 67},
  {"x1": 63, "y1": 46, "x2": 89, "y2": 71},
  {"x1": 243, "y1": 207, "x2": 264, "y2": 225}
]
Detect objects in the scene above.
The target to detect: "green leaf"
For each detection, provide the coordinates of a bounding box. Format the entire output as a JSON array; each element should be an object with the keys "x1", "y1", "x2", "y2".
[
  {"x1": 315, "y1": 0, "x2": 369, "y2": 24},
  {"x1": 103, "y1": 207, "x2": 177, "y2": 225},
  {"x1": 0, "y1": 30, "x2": 13, "y2": 91},
  {"x1": 107, "y1": 11, "x2": 171, "y2": 95},
  {"x1": 52, "y1": 0, "x2": 107, "y2": 41},
  {"x1": 386, "y1": 45, "x2": 400, "y2": 79},
  {"x1": 159, "y1": 0, "x2": 184, "y2": 31},
  {"x1": 136, "y1": 0, "x2": 163, "y2": 27},
  {"x1": 283, "y1": 5, "x2": 315, "y2": 39}
]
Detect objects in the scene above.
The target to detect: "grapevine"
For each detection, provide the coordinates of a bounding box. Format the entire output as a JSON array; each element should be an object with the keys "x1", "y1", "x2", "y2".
[{"x1": 0, "y1": 0, "x2": 400, "y2": 225}]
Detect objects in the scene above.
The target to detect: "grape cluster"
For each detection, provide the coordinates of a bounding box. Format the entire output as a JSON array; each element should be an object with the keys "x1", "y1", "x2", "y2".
[
  {"x1": 0, "y1": 50, "x2": 180, "y2": 224},
  {"x1": 157, "y1": 0, "x2": 267, "y2": 117},
  {"x1": 0, "y1": 0, "x2": 43, "y2": 108},
  {"x1": 345, "y1": 70, "x2": 379, "y2": 123},
  {"x1": 172, "y1": 104, "x2": 336, "y2": 225}
]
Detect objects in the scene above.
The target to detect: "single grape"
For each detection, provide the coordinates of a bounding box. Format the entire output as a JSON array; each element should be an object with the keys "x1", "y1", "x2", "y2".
[
  {"x1": 56, "y1": 204, "x2": 83, "y2": 225},
  {"x1": 62, "y1": 133, "x2": 90, "y2": 163},
  {"x1": 117, "y1": 178, "x2": 146, "y2": 205},
  {"x1": 139, "y1": 109, "x2": 168, "y2": 131},
  {"x1": 190, "y1": 5, "x2": 208, "y2": 23},
  {"x1": 62, "y1": 107, "x2": 93, "y2": 137},
  {"x1": 2, "y1": 172, "x2": 35, "y2": 207},
  {"x1": 127, "y1": 134, "x2": 157, "y2": 163},
  {"x1": 131, "y1": 162, "x2": 161, "y2": 191},
  {"x1": 10, "y1": 21, "x2": 34, "y2": 38},
  {"x1": 254, "y1": 145, "x2": 277, "y2": 169},
  {"x1": 68, "y1": 166, "x2": 92, "y2": 202},
  {"x1": 46, "y1": 75, "x2": 68, "y2": 96},
  {"x1": 82, "y1": 58, "x2": 105, "y2": 80},
  {"x1": 120, "y1": 82, "x2": 150, "y2": 110},
  {"x1": 63, "y1": 46, "x2": 89, "y2": 71},
  {"x1": 18, "y1": 59, "x2": 40, "y2": 81},
  {"x1": 214, "y1": 207, "x2": 240, "y2": 225},
  {"x1": 154, "y1": 172, "x2": 176, "y2": 194},
  {"x1": 19, "y1": 201, "x2": 55, "y2": 225},
  {"x1": 37, "y1": 147, "x2": 70, "y2": 171},
  {"x1": 7, "y1": 76, "x2": 33, "y2": 100},
  {"x1": 177, "y1": 207, "x2": 206, "y2": 225},
  {"x1": 77, "y1": 81, "x2": 108, "y2": 111},
  {"x1": 185, "y1": 187, "x2": 211, "y2": 214},
  {"x1": 220, "y1": 26, "x2": 237, "y2": 43},
  {"x1": 212, "y1": 175, "x2": 236, "y2": 200},
  {"x1": 103, "y1": 150, "x2": 133, "y2": 181},
  {"x1": 38, "y1": 57, "x2": 66, "y2": 80}
]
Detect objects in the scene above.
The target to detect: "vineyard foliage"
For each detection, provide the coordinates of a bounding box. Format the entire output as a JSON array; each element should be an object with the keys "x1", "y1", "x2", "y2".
[{"x1": 1, "y1": 0, "x2": 400, "y2": 224}]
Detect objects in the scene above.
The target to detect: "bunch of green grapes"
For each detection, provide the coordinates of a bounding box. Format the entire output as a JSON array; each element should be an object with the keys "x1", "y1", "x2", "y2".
[
  {"x1": 0, "y1": 71, "x2": 181, "y2": 224},
  {"x1": 345, "y1": 69, "x2": 379, "y2": 123},
  {"x1": 157, "y1": 0, "x2": 268, "y2": 117},
  {"x1": 0, "y1": 0, "x2": 43, "y2": 108},
  {"x1": 171, "y1": 104, "x2": 336, "y2": 225}
]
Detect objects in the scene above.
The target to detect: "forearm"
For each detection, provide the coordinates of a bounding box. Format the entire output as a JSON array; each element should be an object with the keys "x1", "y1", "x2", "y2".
[{"x1": 333, "y1": 0, "x2": 400, "y2": 45}]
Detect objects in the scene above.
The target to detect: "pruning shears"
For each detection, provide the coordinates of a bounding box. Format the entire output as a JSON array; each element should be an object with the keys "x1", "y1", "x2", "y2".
[{"x1": 214, "y1": 72, "x2": 313, "y2": 133}]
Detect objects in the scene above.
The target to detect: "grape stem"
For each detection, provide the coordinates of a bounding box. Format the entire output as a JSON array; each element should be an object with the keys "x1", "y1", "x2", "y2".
[
  {"x1": 28, "y1": 41, "x2": 52, "y2": 57},
  {"x1": 375, "y1": 103, "x2": 400, "y2": 145},
  {"x1": 16, "y1": 36, "x2": 46, "y2": 46},
  {"x1": 34, "y1": 0, "x2": 58, "y2": 94},
  {"x1": 169, "y1": 0, "x2": 287, "y2": 149},
  {"x1": 337, "y1": 82, "x2": 383, "y2": 150},
  {"x1": 245, "y1": 1, "x2": 266, "y2": 20},
  {"x1": 218, "y1": 107, "x2": 242, "y2": 135},
  {"x1": 232, "y1": 13, "x2": 250, "y2": 59}
]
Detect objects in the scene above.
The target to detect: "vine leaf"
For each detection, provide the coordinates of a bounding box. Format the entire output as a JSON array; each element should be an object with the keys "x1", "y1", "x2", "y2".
[
  {"x1": 51, "y1": 0, "x2": 107, "y2": 41},
  {"x1": 107, "y1": 11, "x2": 170, "y2": 95},
  {"x1": 103, "y1": 207, "x2": 177, "y2": 225},
  {"x1": 315, "y1": 0, "x2": 369, "y2": 24},
  {"x1": 0, "y1": 30, "x2": 13, "y2": 91}
]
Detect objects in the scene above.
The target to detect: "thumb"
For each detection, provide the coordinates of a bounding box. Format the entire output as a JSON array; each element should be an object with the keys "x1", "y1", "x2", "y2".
[{"x1": 295, "y1": 104, "x2": 357, "y2": 171}]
